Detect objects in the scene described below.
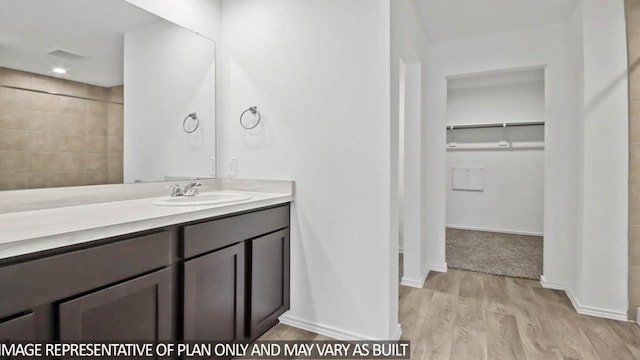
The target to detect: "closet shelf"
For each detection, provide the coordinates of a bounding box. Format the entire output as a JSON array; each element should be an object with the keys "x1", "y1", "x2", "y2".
[
  {"x1": 446, "y1": 141, "x2": 545, "y2": 150},
  {"x1": 445, "y1": 120, "x2": 544, "y2": 130}
]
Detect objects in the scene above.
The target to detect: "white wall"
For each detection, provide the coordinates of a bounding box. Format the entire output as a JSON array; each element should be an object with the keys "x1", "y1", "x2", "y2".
[
  {"x1": 446, "y1": 81, "x2": 545, "y2": 125},
  {"x1": 425, "y1": 22, "x2": 580, "y2": 297},
  {"x1": 566, "y1": 0, "x2": 585, "y2": 315},
  {"x1": 391, "y1": 0, "x2": 430, "y2": 287},
  {"x1": 445, "y1": 80, "x2": 545, "y2": 235},
  {"x1": 398, "y1": 60, "x2": 405, "y2": 253},
  {"x1": 125, "y1": 0, "x2": 221, "y2": 41},
  {"x1": 446, "y1": 144, "x2": 545, "y2": 235},
  {"x1": 576, "y1": 0, "x2": 629, "y2": 319},
  {"x1": 124, "y1": 19, "x2": 216, "y2": 182},
  {"x1": 401, "y1": 63, "x2": 424, "y2": 284},
  {"x1": 218, "y1": 0, "x2": 396, "y2": 340}
]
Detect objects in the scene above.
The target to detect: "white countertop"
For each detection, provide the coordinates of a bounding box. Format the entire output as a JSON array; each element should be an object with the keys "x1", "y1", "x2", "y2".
[{"x1": 0, "y1": 189, "x2": 293, "y2": 261}]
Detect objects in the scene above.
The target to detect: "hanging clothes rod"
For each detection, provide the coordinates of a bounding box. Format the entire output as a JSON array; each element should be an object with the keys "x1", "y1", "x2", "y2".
[
  {"x1": 446, "y1": 141, "x2": 545, "y2": 150},
  {"x1": 446, "y1": 121, "x2": 545, "y2": 130}
]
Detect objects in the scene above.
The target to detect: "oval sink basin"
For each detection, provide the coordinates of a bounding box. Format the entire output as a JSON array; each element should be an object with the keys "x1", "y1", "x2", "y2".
[{"x1": 152, "y1": 192, "x2": 252, "y2": 206}]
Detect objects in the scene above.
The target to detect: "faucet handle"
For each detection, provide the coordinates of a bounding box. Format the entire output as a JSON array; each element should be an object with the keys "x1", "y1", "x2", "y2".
[{"x1": 166, "y1": 184, "x2": 182, "y2": 197}]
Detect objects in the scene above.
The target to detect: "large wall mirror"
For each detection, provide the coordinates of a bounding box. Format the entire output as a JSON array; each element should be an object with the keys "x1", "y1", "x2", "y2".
[{"x1": 0, "y1": 0, "x2": 216, "y2": 191}]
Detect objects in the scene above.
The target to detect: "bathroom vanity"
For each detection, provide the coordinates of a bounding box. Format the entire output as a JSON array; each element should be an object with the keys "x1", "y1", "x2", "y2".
[{"x1": 0, "y1": 179, "x2": 293, "y2": 343}]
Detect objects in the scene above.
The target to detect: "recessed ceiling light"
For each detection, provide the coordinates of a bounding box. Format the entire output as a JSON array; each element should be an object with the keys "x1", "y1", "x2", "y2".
[{"x1": 52, "y1": 68, "x2": 67, "y2": 74}]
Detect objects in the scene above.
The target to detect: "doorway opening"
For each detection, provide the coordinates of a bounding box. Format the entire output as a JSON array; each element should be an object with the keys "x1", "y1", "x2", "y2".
[{"x1": 444, "y1": 67, "x2": 545, "y2": 280}]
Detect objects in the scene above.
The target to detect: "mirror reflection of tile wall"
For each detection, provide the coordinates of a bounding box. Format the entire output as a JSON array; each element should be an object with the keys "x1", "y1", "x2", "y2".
[{"x1": 0, "y1": 67, "x2": 123, "y2": 190}]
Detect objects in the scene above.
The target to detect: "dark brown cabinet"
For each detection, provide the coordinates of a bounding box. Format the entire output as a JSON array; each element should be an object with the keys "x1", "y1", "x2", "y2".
[
  {"x1": 0, "y1": 231, "x2": 172, "y2": 342},
  {"x1": 0, "y1": 203, "x2": 291, "y2": 343},
  {"x1": 249, "y1": 229, "x2": 290, "y2": 340},
  {"x1": 0, "y1": 313, "x2": 36, "y2": 341},
  {"x1": 182, "y1": 204, "x2": 290, "y2": 342},
  {"x1": 59, "y1": 268, "x2": 172, "y2": 341},
  {"x1": 183, "y1": 243, "x2": 245, "y2": 341}
]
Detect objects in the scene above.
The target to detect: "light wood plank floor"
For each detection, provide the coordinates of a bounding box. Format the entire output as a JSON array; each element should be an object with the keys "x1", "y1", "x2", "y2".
[{"x1": 260, "y1": 269, "x2": 640, "y2": 359}]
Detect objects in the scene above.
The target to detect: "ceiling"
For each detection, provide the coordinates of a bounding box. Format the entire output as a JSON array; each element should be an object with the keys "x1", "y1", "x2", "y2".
[
  {"x1": 0, "y1": 0, "x2": 160, "y2": 87},
  {"x1": 415, "y1": 0, "x2": 581, "y2": 43}
]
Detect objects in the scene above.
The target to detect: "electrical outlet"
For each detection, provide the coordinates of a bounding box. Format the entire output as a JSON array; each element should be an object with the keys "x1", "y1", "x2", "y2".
[{"x1": 227, "y1": 158, "x2": 237, "y2": 177}]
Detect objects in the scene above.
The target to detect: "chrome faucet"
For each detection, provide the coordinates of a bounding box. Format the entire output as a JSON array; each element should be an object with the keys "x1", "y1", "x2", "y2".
[
  {"x1": 168, "y1": 182, "x2": 202, "y2": 197},
  {"x1": 182, "y1": 182, "x2": 202, "y2": 196}
]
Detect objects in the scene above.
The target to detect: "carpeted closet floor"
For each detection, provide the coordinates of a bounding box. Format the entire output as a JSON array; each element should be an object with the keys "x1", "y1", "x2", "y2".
[{"x1": 446, "y1": 228, "x2": 543, "y2": 280}]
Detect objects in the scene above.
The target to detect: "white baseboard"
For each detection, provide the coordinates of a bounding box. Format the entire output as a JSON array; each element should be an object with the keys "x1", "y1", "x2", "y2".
[
  {"x1": 430, "y1": 262, "x2": 448, "y2": 273},
  {"x1": 400, "y1": 267, "x2": 429, "y2": 288},
  {"x1": 391, "y1": 324, "x2": 402, "y2": 341},
  {"x1": 567, "y1": 288, "x2": 628, "y2": 321},
  {"x1": 400, "y1": 277, "x2": 423, "y2": 288},
  {"x1": 446, "y1": 224, "x2": 543, "y2": 237},
  {"x1": 539, "y1": 275, "x2": 565, "y2": 290},
  {"x1": 540, "y1": 276, "x2": 629, "y2": 322},
  {"x1": 279, "y1": 314, "x2": 401, "y2": 341},
  {"x1": 560, "y1": 286, "x2": 580, "y2": 319}
]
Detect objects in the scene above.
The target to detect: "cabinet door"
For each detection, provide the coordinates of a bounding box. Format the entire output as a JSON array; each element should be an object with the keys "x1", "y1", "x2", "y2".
[
  {"x1": 183, "y1": 243, "x2": 245, "y2": 341},
  {"x1": 0, "y1": 313, "x2": 36, "y2": 341},
  {"x1": 59, "y1": 268, "x2": 171, "y2": 341},
  {"x1": 249, "y1": 229, "x2": 290, "y2": 340}
]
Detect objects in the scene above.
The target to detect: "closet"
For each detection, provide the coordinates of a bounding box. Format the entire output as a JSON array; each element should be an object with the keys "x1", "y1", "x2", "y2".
[{"x1": 444, "y1": 68, "x2": 545, "y2": 280}]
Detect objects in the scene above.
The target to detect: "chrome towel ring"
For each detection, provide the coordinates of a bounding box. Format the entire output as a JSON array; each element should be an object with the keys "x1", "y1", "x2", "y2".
[
  {"x1": 183, "y1": 112, "x2": 199, "y2": 133},
  {"x1": 240, "y1": 106, "x2": 261, "y2": 130}
]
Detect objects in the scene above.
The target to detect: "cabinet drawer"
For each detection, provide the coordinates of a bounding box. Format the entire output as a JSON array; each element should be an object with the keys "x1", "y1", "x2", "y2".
[
  {"x1": 183, "y1": 204, "x2": 289, "y2": 258},
  {"x1": 0, "y1": 231, "x2": 171, "y2": 319},
  {"x1": 59, "y1": 268, "x2": 172, "y2": 341}
]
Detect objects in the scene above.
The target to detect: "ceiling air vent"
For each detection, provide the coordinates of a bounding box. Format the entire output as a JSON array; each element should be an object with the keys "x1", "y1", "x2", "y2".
[{"x1": 48, "y1": 49, "x2": 84, "y2": 61}]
